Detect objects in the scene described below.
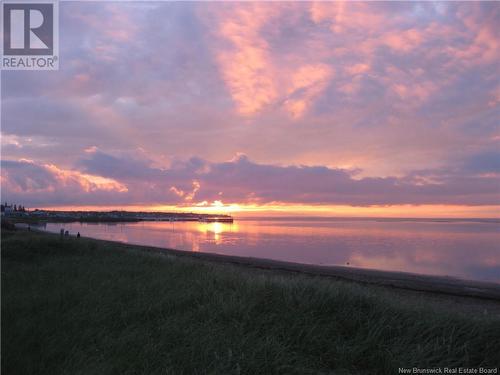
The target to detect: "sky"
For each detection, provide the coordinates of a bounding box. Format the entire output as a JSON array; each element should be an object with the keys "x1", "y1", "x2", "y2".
[{"x1": 1, "y1": 1, "x2": 499, "y2": 217}]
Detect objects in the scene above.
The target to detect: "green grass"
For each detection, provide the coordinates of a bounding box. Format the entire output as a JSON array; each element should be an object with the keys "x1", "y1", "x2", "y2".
[{"x1": 2, "y1": 230, "x2": 500, "y2": 374}]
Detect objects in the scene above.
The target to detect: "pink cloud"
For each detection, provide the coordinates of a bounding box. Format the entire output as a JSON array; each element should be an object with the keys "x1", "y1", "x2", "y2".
[
  {"x1": 209, "y1": 3, "x2": 335, "y2": 118},
  {"x1": 383, "y1": 65, "x2": 439, "y2": 105},
  {"x1": 171, "y1": 180, "x2": 201, "y2": 202},
  {"x1": 309, "y1": 2, "x2": 386, "y2": 34},
  {"x1": 213, "y1": 4, "x2": 279, "y2": 115},
  {"x1": 45, "y1": 164, "x2": 128, "y2": 193},
  {"x1": 284, "y1": 64, "x2": 334, "y2": 118},
  {"x1": 4, "y1": 151, "x2": 499, "y2": 208},
  {"x1": 382, "y1": 28, "x2": 424, "y2": 52},
  {"x1": 345, "y1": 63, "x2": 370, "y2": 76},
  {"x1": 2, "y1": 1, "x2": 499, "y2": 211},
  {"x1": 451, "y1": 4, "x2": 500, "y2": 66},
  {"x1": 2, "y1": 159, "x2": 127, "y2": 197}
]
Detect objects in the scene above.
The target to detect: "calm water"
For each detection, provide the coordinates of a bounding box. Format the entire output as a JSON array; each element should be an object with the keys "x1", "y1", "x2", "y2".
[{"x1": 42, "y1": 218, "x2": 500, "y2": 283}]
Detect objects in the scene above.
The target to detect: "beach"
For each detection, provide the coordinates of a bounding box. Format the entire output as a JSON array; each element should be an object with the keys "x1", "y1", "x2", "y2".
[
  {"x1": 2, "y1": 229, "x2": 499, "y2": 374},
  {"x1": 39, "y1": 218, "x2": 500, "y2": 284}
]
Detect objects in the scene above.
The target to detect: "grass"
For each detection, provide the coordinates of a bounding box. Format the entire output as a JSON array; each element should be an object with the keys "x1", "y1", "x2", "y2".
[{"x1": 2, "y1": 230, "x2": 500, "y2": 375}]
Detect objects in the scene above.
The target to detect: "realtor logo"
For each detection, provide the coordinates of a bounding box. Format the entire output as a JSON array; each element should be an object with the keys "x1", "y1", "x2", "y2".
[{"x1": 1, "y1": 0, "x2": 59, "y2": 70}]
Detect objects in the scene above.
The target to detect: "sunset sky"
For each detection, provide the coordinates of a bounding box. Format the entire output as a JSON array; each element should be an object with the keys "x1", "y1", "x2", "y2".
[{"x1": 1, "y1": 1, "x2": 499, "y2": 217}]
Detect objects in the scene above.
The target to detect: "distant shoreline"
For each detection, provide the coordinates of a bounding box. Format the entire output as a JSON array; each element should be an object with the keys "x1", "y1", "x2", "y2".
[{"x1": 2, "y1": 210, "x2": 234, "y2": 224}]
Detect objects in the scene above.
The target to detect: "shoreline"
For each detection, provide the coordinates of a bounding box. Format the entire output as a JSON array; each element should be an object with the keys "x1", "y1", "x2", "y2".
[
  {"x1": 4, "y1": 229, "x2": 500, "y2": 373},
  {"x1": 31, "y1": 228, "x2": 500, "y2": 301}
]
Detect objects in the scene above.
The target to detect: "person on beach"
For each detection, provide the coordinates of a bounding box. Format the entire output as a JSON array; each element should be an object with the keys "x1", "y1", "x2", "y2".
[{"x1": 77, "y1": 232, "x2": 80, "y2": 238}]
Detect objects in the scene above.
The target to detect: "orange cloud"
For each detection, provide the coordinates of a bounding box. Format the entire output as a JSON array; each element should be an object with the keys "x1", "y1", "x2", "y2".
[
  {"x1": 170, "y1": 180, "x2": 201, "y2": 202},
  {"x1": 184, "y1": 180, "x2": 201, "y2": 202},
  {"x1": 169, "y1": 186, "x2": 185, "y2": 198}
]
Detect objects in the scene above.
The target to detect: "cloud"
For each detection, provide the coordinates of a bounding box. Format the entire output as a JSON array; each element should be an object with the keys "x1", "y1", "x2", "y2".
[
  {"x1": 345, "y1": 63, "x2": 370, "y2": 76},
  {"x1": 284, "y1": 64, "x2": 334, "y2": 118},
  {"x1": 462, "y1": 151, "x2": 500, "y2": 174},
  {"x1": 1, "y1": 159, "x2": 128, "y2": 206},
  {"x1": 1, "y1": 2, "x2": 499, "y2": 213},
  {"x1": 206, "y1": 3, "x2": 335, "y2": 118},
  {"x1": 212, "y1": 3, "x2": 279, "y2": 116},
  {"x1": 451, "y1": 3, "x2": 500, "y2": 67},
  {"x1": 2, "y1": 152, "x2": 499, "y2": 208},
  {"x1": 382, "y1": 28, "x2": 424, "y2": 53}
]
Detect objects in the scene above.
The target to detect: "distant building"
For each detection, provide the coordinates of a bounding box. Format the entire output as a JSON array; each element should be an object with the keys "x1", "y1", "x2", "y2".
[
  {"x1": 1, "y1": 203, "x2": 14, "y2": 216},
  {"x1": 1, "y1": 203, "x2": 27, "y2": 216}
]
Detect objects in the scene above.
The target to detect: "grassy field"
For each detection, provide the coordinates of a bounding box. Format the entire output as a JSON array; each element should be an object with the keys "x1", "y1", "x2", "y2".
[{"x1": 2, "y1": 230, "x2": 500, "y2": 375}]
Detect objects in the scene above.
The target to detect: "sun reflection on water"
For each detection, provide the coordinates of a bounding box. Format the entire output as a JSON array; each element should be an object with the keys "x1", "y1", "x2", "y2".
[
  {"x1": 197, "y1": 222, "x2": 235, "y2": 244},
  {"x1": 41, "y1": 219, "x2": 500, "y2": 282}
]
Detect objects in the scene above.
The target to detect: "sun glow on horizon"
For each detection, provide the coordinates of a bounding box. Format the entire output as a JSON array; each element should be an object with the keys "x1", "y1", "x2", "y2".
[
  {"x1": 3, "y1": 2, "x2": 499, "y2": 223},
  {"x1": 37, "y1": 202, "x2": 500, "y2": 219}
]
